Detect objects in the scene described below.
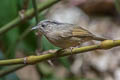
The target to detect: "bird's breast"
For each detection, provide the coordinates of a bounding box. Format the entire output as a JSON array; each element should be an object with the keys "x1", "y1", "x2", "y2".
[{"x1": 45, "y1": 33, "x2": 80, "y2": 48}]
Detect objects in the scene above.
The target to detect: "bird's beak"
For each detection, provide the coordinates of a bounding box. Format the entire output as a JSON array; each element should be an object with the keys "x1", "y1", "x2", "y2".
[{"x1": 31, "y1": 26, "x2": 39, "y2": 30}]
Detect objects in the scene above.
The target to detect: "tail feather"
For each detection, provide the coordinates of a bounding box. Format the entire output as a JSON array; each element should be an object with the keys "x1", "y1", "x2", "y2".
[{"x1": 93, "y1": 36, "x2": 107, "y2": 41}]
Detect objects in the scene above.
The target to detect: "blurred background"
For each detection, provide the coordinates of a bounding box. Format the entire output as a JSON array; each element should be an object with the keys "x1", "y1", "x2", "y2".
[{"x1": 0, "y1": 0, "x2": 120, "y2": 80}]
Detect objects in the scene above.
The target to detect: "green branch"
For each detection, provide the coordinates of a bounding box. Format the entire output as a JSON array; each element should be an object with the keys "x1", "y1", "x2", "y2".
[
  {"x1": 32, "y1": 0, "x2": 39, "y2": 24},
  {"x1": 0, "y1": 0, "x2": 60, "y2": 35},
  {"x1": 0, "y1": 40, "x2": 120, "y2": 66}
]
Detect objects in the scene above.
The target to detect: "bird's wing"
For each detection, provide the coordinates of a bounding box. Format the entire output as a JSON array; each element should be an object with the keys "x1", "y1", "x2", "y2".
[
  {"x1": 55, "y1": 25, "x2": 106, "y2": 41},
  {"x1": 53, "y1": 30, "x2": 72, "y2": 38},
  {"x1": 71, "y1": 26, "x2": 94, "y2": 38},
  {"x1": 53, "y1": 24, "x2": 73, "y2": 38},
  {"x1": 56, "y1": 25, "x2": 94, "y2": 38}
]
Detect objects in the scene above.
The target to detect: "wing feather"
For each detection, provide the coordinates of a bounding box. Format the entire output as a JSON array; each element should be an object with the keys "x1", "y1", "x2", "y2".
[{"x1": 72, "y1": 26, "x2": 94, "y2": 38}]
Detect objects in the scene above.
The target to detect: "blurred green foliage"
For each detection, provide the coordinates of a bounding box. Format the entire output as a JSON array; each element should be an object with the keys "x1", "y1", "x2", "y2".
[
  {"x1": 0, "y1": 0, "x2": 37, "y2": 58},
  {"x1": 0, "y1": 0, "x2": 36, "y2": 79},
  {"x1": 115, "y1": 0, "x2": 120, "y2": 13},
  {"x1": 0, "y1": 0, "x2": 71, "y2": 79}
]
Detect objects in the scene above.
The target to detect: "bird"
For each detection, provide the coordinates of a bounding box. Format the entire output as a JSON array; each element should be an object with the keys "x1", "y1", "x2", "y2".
[{"x1": 32, "y1": 20, "x2": 106, "y2": 49}]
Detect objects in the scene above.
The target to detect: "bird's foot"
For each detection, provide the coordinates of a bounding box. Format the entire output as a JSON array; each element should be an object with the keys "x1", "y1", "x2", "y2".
[{"x1": 56, "y1": 49, "x2": 65, "y2": 55}]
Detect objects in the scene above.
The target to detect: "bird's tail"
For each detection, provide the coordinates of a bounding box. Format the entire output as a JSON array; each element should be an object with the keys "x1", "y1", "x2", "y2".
[{"x1": 93, "y1": 36, "x2": 107, "y2": 41}]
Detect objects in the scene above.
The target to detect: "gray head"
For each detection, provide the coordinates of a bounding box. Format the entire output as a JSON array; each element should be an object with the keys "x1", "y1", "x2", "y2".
[{"x1": 32, "y1": 20, "x2": 63, "y2": 33}]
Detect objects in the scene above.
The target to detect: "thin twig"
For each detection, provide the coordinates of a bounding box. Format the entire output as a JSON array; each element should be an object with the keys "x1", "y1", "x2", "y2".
[
  {"x1": 0, "y1": 64, "x2": 25, "y2": 77},
  {"x1": 22, "y1": 0, "x2": 29, "y2": 11},
  {"x1": 19, "y1": 0, "x2": 29, "y2": 19},
  {"x1": 32, "y1": 0, "x2": 39, "y2": 24}
]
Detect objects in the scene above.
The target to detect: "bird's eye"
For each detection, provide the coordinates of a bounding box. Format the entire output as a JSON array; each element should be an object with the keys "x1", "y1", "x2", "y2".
[{"x1": 41, "y1": 24, "x2": 46, "y2": 27}]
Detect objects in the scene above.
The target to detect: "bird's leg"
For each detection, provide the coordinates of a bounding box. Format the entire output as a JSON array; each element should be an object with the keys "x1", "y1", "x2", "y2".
[
  {"x1": 56, "y1": 47, "x2": 75, "y2": 55},
  {"x1": 69, "y1": 46, "x2": 81, "y2": 55},
  {"x1": 56, "y1": 49, "x2": 65, "y2": 54}
]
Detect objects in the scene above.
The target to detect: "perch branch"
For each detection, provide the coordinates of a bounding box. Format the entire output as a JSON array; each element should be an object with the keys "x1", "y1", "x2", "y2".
[{"x1": 0, "y1": 40, "x2": 120, "y2": 66}]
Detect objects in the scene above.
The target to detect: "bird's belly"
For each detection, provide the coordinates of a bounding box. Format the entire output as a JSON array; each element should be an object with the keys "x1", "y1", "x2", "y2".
[{"x1": 46, "y1": 36, "x2": 80, "y2": 48}]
